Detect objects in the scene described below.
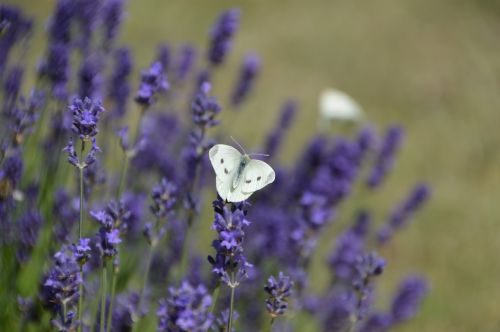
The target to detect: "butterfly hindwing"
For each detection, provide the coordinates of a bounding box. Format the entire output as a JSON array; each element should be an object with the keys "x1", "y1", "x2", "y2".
[
  {"x1": 240, "y1": 159, "x2": 275, "y2": 194},
  {"x1": 209, "y1": 144, "x2": 242, "y2": 182}
]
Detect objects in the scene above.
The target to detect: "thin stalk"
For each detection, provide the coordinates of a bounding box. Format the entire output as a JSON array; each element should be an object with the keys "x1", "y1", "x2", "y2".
[
  {"x1": 227, "y1": 281, "x2": 236, "y2": 332},
  {"x1": 209, "y1": 283, "x2": 221, "y2": 314},
  {"x1": 138, "y1": 245, "x2": 154, "y2": 306},
  {"x1": 100, "y1": 259, "x2": 108, "y2": 332},
  {"x1": 78, "y1": 266, "x2": 84, "y2": 332},
  {"x1": 116, "y1": 153, "x2": 129, "y2": 199},
  {"x1": 106, "y1": 266, "x2": 117, "y2": 332},
  {"x1": 266, "y1": 317, "x2": 275, "y2": 332}
]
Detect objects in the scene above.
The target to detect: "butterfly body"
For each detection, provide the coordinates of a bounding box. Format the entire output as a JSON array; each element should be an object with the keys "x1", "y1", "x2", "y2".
[{"x1": 209, "y1": 144, "x2": 275, "y2": 202}]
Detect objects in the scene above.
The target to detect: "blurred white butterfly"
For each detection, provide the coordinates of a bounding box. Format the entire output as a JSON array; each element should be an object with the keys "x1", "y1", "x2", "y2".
[
  {"x1": 209, "y1": 141, "x2": 275, "y2": 203},
  {"x1": 319, "y1": 88, "x2": 364, "y2": 122}
]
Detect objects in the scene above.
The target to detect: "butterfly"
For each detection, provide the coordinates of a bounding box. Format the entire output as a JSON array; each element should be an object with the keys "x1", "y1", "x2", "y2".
[{"x1": 209, "y1": 143, "x2": 275, "y2": 202}]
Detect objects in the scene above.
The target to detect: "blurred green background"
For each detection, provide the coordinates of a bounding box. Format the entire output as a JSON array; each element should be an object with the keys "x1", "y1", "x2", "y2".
[{"x1": 10, "y1": 0, "x2": 500, "y2": 331}]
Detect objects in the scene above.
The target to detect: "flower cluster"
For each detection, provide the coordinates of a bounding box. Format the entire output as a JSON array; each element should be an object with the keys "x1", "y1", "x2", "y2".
[
  {"x1": 231, "y1": 53, "x2": 261, "y2": 107},
  {"x1": 157, "y1": 282, "x2": 213, "y2": 332},
  {"x1": 207, "y1": 9, "x2": 240, "y2": 66},
  {"x1": 264, "y1": 272, "x2": 293, "y2": 318},
  {"x1": 91, "y1": 200, "x2": 130, "y2": 258},
  {"x1": 135, "y1": 61, "x2": 169, "y2": 108},
  {"x1": 208, "y1": 198, "x2": 253, "y2": 287}
]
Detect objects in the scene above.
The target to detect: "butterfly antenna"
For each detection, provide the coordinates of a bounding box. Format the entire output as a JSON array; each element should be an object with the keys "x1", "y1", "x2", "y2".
[
  {"x1": 249, "y1": 153, "x2": 270, "y2": 158},
  {"x1": 230, "y1": 136, "x2": 247, "y2": 154}
]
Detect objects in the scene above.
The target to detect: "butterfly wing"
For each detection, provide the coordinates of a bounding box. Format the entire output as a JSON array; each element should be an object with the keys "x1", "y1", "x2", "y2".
[
  {"x1": 209, "y1": 144, "x2": 242, "y2": 181},
  {"x1": 240, "y1": 159, "x2": 276, "y2": 195}
]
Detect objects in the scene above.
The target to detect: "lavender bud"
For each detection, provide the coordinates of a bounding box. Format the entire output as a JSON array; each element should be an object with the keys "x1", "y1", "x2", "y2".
[
  {"x1": 367, "y1": 125, "x2": 404, "y2": 188},
  {"x1": 157, "y1": 282, "x2": 213, "y2": 332},
  {"x1": 175, "y1": 44, "x2": 196, "y2": 83},
  {"x1": 207, "y1": 9, "x2": 240, "y2": 66},
  {"x1": 135, "y1": 61, "x2": 169, "y2": 108},
  {"x1": 391, "y1": 276, "x2": 428, "y2": 324},
  {"x1": 101, "y1": 0, "x2": 125, "y2": 49},
  {"x1": 108, "y1": 47, "x2": 133, "y2": 118},
  {"x1": 264, "y1": 272, "x2": 293, "y2": 317},
  {"x1": 231, "y1": 53, "x2": 260, "y2": 107}
]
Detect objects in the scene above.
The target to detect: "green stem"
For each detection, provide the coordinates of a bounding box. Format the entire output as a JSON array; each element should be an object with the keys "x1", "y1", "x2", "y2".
[
  {"x1": 106, "y1": 267, "x2": 117, "y2": 332},
  {"x1": 133, "y1": 244, "x2": 155, "y2": 332},
  {"x1": 227, "y1": 282, "x2": 236, "y2": 332},
  {"x1": 116, "y1": 154, "x2": 129, "y2": 199},
  {"x1": 209, "y1": 283, "x2": 221, "y2": 314},
  {"x1": 266, "y1": 317, "x2": 275, "y2": 332},
  {"x1": 100, "y1": 259, "x2": 108, "y2": 332},
  {"x1": 79, "y1": 166, "x2": 84, "y2": 239},
  {"x1": 78, "y1": 266, "x2": 84, "y2": 332}
]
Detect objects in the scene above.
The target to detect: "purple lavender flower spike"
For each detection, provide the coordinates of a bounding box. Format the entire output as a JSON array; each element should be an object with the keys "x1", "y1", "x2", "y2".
[
  {"x1": 358, "y1": 313, "x2": 392, "y2": 332},
  {"x1": 377, "y1": 182, "x2": 431, "y2": 244},
  {"x1": 208, "y1": 198, "x2": 253, "y2": 286},
  {"x1": 264, "y1": 272, "x2": 293, "y2": 318},
  {"x1": 16, "y1": 210, "x2": 43, "y2": 264},
  {"x1": 38, "y1": 42, "x2": 70, "y2": 100},
  {"x1": 150, "y1": 177, "x2": 177, "y2": 219},
  {"x1": 75, "y1": 0, "x2": 100, "y2": 53},
  {"x1": 41, "y1": 247, "x2": 81, "y2": 321},
  {"x1": 0, "y1": 5, "x2": 33, "y2": 74},
  {"x1": 48, "y1": 0, "x2": 75, "y2": 45},
  {"x1": 156, "y1": 43, "x2": 171, "y2": 71},
  {"x1": 78, "y1": 54, "x2": 103, "y2": 100},
  {"x1": 176, "y1": 44, "x2": 197, "y2": 83},
  {"x1": 191, "y1": 82, "x2": 221, "y2": 128},
  {"x1": 322, "y1": 292, "x2": 356, "y2": 332},
  {"x1": 264, "y1": 99, "x2": 297, "y2": 157},
  {"x1": 231, "y1": 53, "x2": 261, "y2": 107},
  {"x1": 367, "y1": 125, "x2": 404, "y2": 189},
  {"x1": 135, "y1": 61, "x2": 169, "y2": 108},
  {"x1": 391, "y1": 276, "x2": 428, "y2": 324},
  {"x1": 207, "y1": 9, "x2": 240, "y2": 66},
  {"x1": 2, "y1": 65, "x2": 23, "y2": 114},
  {"x1": 101, "y1": 0, "x2": 125, "y2": 50},
  {"x1": 108, "y1": 47, "x2": 133, "y2": 118},
  {"x1": 72, "y1": 237, "x2": 92, "y2": 266},
  {"x1": 157, "y1": 282, "x2": 213, "y2": 332},
  {"x1": 69, "y1": 97, "x2": 105, "y2": 140},
  {"x1": 92, "y1": 200, "x2": 130, "y2": 258}
]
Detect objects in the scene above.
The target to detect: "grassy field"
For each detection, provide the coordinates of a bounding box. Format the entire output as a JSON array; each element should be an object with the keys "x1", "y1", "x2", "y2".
[{"x1": 10, "y1": 0, "x2": 500, "y2": 331}]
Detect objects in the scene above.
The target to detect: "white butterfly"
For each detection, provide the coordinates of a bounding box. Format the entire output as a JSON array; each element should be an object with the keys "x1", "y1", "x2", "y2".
[
  {"x1": 209, "y1": 144, "x2": 275, "y2": 202},
  {"x1": 319, "y1": 88, "x2": 364, "y2": 122}
]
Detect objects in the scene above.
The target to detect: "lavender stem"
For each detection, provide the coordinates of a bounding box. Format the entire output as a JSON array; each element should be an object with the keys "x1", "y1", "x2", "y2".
[
  {"x1": 106, "y1": 268, "x2": 117, "y2": 332},
  {"x1": 77, "y1": 140, "x2": 86, "y2": 332},
  {"x1": 227, "y1": 273, "x2": 236, "y2": 331},
  {"x1": 100, "y1": 259, "x2": 108, "y2": 332},
  {"x1": 209, "y1": 282, "x2": 220, "y2": 314},
  {"x1": 78, "y1": 266, "x2": 83, "y2": 332}
]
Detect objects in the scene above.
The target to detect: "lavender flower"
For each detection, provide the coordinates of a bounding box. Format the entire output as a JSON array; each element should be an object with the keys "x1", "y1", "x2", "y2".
[
  {"x1": 231, "y1": 53, "x2": 260, "y2": 107},
  {"x1": 191, "y1": 82, "x2": 221, "y2": 128},
  {"x1": 78, "y1": 54, "x2": 103, "y2": 100},
  {"x1": 207, "y1": 9, "x2": 240, "y2": 66},
  {"x1": 322, "y1": 292, "x2": 356, "y2": 332},
  {"x1": 358, "y1": 313, "x2": 392, "y2": 332},
  {"x1": 48, "y1": 0, "x2": 75, "y2": 44},
  {"x1": 175, "y1": 44, "x2": 196, "y2": 83},
  {"x1": 101, "y1": 0, "x2": 125, "y2": 49},
  {"x1": 208, "y1": 198, "x2": 253, "y2": 286},
  {"x1": 16, "y1": 210, "x2": 43, "y2": 264},
  {"x1": 391, "y1": 276, "x2": 428, "y2": 324},
  {"x1": 38, "y1": 42, "x2": 70, "y2": 100},
  {"x1": 108, "y1": 47, "x2": 133, "y2": 118},
  {"x1": 264, "y1": 99, "x2": 297, "y2": 157},
  {"x1": 0, "y1": 5, "x2": 32, "y2": 74},
  {"x1": 157, "y1": 282, "x2": 213, "y2": 332},
  {"x1": 75, "y1": 0, "x2": 100, "y2": 52},
  {"x1": 53, "y1": 189, "x2": 79, "y2": 242},
  {"x1": 91, "y1": 200, "x2": 130, "y2": 258},
  {"x1": 135, "y1": 61, "x2": 169, "y2": 108},
  {"x1": 150, "y1": 177, "x2": 177, "y2": 219},
  {"x1": 69, "y1": 97, "x2": 105, "y2": 140},
  {"x1": 41, "y1": 247, "x2": 81, "y2": 316},
  {"x1": 367, "y1": 125, "x2": 404, "y2": 188},
  {"x1": 156, "y1": 43, "x2": 171, "y2": 71},
  {"x1": 377, "y1": 183, "x2": 431, "y2": 244},
  {"x1": 2, "y1": 65, "x2": 23, "y2": 114},
  {"x1": 72, "y1": 237, "x2": 92, "y2": 266},
  {"x1": 264, "y1": 272, "x2": 293, "y2": 318}
]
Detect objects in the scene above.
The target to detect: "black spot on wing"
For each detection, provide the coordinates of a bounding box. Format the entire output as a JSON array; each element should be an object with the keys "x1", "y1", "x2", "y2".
[
  {"x1": 224, "y1": 168, "x2": 229, "y2": 174},
  {"x1": 257, "y1": 176, "x2": 261, "y2": 181},
  {"x1": 245, "y1": 179, "x2": 251, "y2": 184},
  {"x1": 220, "y1": 158, "x2": 224, "y2": 164}
]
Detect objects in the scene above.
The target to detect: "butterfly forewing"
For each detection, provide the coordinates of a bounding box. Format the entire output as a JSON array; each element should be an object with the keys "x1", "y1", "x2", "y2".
[
  {"x1": 209, "y1": 144, "x2": 242, "y2": 182},
  {"x1": 240, "y1": 159, "x2": 275, "y2": 194}
]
